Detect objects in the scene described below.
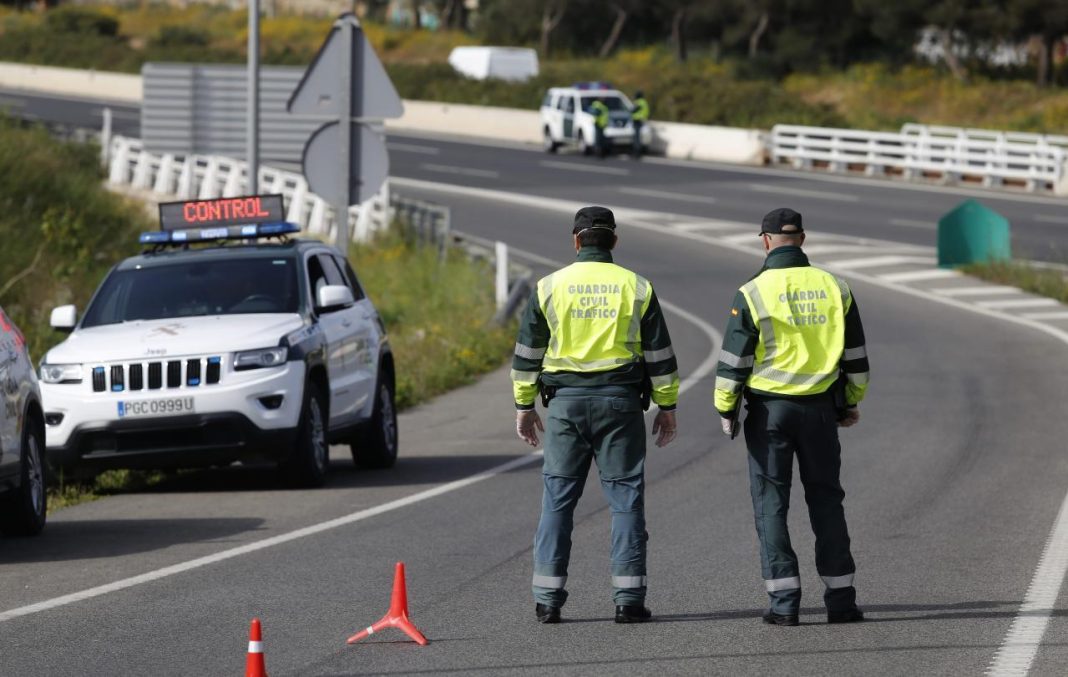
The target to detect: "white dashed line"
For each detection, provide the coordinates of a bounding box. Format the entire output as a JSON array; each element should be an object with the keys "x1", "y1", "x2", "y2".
[
  {"x1": 618, "y1": 186, "x2": 718, "y2": 205},
  {"x1": 878, "y1": 269, "x2": 960, "y2": 283},
  {"x1": 1021, "y1": 310, "x2": 1068, "y2": 321},
  {"x1": 934, "y1": 286, "x2": 1023, "y2": 297},
  {"x1": 827, "y1": 255, "x2": 938, "y2": 269},
  {"x1": 888, "y1": 218, "x2": 936, "y2": 229},
  {"x1": 388, "y1": 142, "x2": 440, "y2": 155},
  {"x1": 1035, "y1": 214, "x2": 1068, "y2": 225},
  {"x1": 975, "y1": 298, "x2": 1060, "y2": 310},
  {"x1": 540, "y1": 160, "x2": 630, "y2": 176},
  {"x1": 749, "y1": 183, "x2": 859, "y2": 203}
]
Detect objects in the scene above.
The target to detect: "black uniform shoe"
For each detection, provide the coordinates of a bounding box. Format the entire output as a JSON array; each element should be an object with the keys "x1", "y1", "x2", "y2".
[
  {"x1": 535, "y1": 603, "x2": 561, "y2": 624},
  {"x1": 827, "y1": 607, "x2": 864, "y2": 624},
  {"x1": 615, "y1": 605, "x2": 653, "y2": 623},
  {"x1": 762, "y1": 610, "x2": 800, "y2": 626}
]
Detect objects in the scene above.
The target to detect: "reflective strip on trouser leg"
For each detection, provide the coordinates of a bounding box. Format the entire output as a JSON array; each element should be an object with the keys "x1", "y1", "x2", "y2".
[
  {"x1": 533, "y1": 574, "x2": 568, "y2": 589},
  {"x1": 765, "y1": 576, "x2": 801, "y2": 592},
  {"x1": 613, "y1": 575, "x2": 648, "y2": 588},
  {"x1": 821, "y1": 573, "x2": 854, "y2": 589}
]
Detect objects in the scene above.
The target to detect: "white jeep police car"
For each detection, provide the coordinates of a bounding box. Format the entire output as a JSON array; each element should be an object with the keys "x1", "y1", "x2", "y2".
[
  {"x1": 539, "y1": 82, "x2": 651, "y2": 155},
  {"x1": 38, "y1": 195, "x2": 397, "y2": 488}
]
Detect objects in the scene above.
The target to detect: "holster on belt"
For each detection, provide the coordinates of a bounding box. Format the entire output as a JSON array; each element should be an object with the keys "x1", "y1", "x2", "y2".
[
  {"x1": 540, "y1": 384, "x2": 558, "y2": 407},
  {"x1": 640, "y1": 364, "x2": 652, "y2": 412}
]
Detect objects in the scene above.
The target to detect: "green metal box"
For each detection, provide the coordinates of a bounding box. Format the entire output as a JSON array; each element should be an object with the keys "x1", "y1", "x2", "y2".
[{"x1": 937, "y1": 199, "x2": 1011, "y2": 268}]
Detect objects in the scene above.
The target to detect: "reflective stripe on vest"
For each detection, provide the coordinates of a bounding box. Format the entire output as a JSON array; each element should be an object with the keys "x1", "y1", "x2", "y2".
[
  {"x1": 740, "y1": 267, "x2": 848, "y2": 396},
  {"x1": 538, "y1": 262, "x2": 650, "y2": 374}
]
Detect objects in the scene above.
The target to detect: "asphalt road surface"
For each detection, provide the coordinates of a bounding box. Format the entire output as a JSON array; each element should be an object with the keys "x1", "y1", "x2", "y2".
[{"x1": 1, "y1": 86, "x2": 1067, "y2": 676}]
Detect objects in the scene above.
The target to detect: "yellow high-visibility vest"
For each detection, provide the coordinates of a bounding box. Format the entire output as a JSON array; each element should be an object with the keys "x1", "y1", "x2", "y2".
[
  {"x1": 741, "y1": 267, "x2": 851, "y2": 396},
  {"x1": 538, "y1": 262, "x2": 650, "y2": 374}
]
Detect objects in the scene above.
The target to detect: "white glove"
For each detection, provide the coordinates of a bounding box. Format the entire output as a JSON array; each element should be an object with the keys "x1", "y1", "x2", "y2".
[{"x1": 720, "y1": 417, "x2": 738, "y2": 437}]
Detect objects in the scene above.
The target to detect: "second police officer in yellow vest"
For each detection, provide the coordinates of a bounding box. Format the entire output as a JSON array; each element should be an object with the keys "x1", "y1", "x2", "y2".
[
  {"x1": 630, "y1": 91, "x2": 650, "y2": 159},
  {"x1": 715, "y1": 208, "x2": 869, "y2": 626},
  {"x1": 511, "y1": 206, "x2": 680, "y2": 625}
]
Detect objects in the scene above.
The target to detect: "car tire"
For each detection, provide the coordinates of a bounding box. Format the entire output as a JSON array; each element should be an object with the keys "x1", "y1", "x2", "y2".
[
  {"x1": 543, "y1": 127, "x2": 559, "y2": 154},
  {"x1": 279, "y1": 382, "x2": 329, "y2": 488},
  {"x1": 578, "y1": 131, "x2": 593, "y2": 156},
  {"x1": 350, "y1": 372, "x2": 398, "y2": 469},
  {"x1": 0, "y1": 420, "x2": 47, "y2": 537}
]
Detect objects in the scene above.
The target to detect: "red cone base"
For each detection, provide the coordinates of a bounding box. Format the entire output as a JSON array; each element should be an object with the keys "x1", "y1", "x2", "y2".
[
  {"x1": 347, "y1": 562, "x2": 428, "y2": 646},
  {"x1": 245, "y1": 618, "x2": 268, "y2": 677}
]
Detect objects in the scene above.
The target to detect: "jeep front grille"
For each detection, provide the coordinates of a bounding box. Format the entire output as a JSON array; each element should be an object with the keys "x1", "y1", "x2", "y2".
[{"x1": 89, "y1": 357, "x2": 223, "y2": 393}]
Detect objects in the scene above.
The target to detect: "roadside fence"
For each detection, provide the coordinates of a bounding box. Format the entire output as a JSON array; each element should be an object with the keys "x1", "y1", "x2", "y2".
[{"x1": 770, "y1": 124, "x2": 1068, "y2": 194}]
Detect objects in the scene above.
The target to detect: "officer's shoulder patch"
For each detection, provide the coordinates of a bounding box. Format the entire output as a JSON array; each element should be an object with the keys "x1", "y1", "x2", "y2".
[{"x1": 730, "y1": 308, "x2": 739, "y2": 317}]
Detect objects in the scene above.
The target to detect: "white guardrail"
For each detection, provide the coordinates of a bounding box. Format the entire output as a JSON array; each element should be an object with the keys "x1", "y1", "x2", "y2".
[
  {"x1": 771, "y1": 123, "x2": 1068, "y2": 194},
  {"x1": 106, "y1": 134, "x2": 390, "y2": 241}
]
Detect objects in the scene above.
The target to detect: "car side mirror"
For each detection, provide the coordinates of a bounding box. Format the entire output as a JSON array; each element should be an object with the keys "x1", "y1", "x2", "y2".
[
  {"x1": 316, "y1": 285, "x2": 354, "y2": 313},
  {"x1": 50, "y1": 305, "x2": 77, "y2": 332}
]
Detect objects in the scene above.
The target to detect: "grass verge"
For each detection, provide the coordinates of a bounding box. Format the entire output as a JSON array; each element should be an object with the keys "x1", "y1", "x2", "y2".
[{"x1": 962, "y1": 261, "x2": 1068, "y2": 305}]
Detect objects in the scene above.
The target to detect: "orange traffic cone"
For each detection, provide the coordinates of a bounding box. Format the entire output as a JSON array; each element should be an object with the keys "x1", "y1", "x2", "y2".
[
  {"x1": 347, "y1": 562, "x2": 428, "y2": 646},
  {"x1": 245, "y1": 618, "x2": 268, "y2": 677}
]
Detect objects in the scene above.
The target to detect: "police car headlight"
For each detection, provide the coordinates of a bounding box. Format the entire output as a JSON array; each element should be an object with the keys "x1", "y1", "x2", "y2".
[
  {"x1": 233, "y1": 347, "x2": 288, "y2": 371},
  {"x1": 39, "y1": 363, "x2": 83, "y2": 384}
]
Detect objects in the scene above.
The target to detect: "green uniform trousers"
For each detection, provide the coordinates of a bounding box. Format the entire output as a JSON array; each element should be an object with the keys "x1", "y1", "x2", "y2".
[
  {"x1": 743, "y1": 394, "x2": 857, "y2": 615},
  {"x1": 532, "y1": 385, "x2": 648, "y2": 607}
]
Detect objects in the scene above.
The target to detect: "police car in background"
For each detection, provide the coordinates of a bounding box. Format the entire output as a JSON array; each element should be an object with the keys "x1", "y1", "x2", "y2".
[
  {"x1": 38, "y1": 195, "x2": 397, "y2": 488},
  {"x1": 539, "y1": 82, "x2": 651, "y2": 155},
  {"x1": 0, "y1": 307, "x2": 46, "y2": 536}
]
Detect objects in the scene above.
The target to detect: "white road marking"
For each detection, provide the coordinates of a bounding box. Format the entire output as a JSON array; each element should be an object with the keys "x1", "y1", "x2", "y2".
[
  {"x1": 987, "y1": 494, "x2": 1068, "y2": 676},
  {"x1": 617, "y1": 186, "x2": 718, "y2": 205},
  {"x1": 1021, "y1": 310, "x2": 1068, "y2": 321},
  {"x1": 827, "y1": 255, "x2": 938, "y2": 269},
  {"x1": 387, "y1": 142, "x2": 440, "y2": 155},
  {"x1": 749, "y1": 183, "x2": 859, "y2": 203},
  {"x1": 975, "y1": 298, "x2": 1060, "y2": 310},
  {"x1": 540, "y1": 160, "x2": 630, "y2": 176},
  {"x1": 1035, "y1": 214, "x2": 1068, "y2": 225},
  {"x1": 888, "y1": 218, "x2": 936, "y2": 229},
  {"x1": 394, "y1": 176, "x2": 1068, "y2": 676},
  {"x1": 0, "y1": 225, "x2": 721, "y2": 625},
  {"x1": 934, "y1": 286, "x2": 1022, "y2": 297},
  {"x1": 721, "y1": 233, "x2": 762, "y2": 245},
  {"x1": 878, "y1": 269, "x2": 959, "y2": 283},
  {"x1": 420, "y1": 163, "x2": 498, "y2": 179}
]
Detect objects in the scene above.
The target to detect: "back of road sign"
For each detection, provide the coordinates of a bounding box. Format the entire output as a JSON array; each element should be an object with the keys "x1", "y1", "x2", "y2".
[
  {"x1": 303, "y1": 122, "x2": 389, "y2": 205},
  {"x1": 287, "y1": 15, "x2": 403, "y2": 120}
]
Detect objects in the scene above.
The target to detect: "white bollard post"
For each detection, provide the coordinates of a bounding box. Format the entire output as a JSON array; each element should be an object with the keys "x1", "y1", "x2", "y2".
[
  {"x1": 495, "y1": 241, "x2": 509, "y2": 310},
  {"x1": 100, "y1": 107, "x2": 112, "y2": 168}
]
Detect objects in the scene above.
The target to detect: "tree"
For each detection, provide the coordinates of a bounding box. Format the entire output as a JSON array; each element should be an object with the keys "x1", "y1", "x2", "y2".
[
  {"x1": 599, "y1": 1, "x2": 639, "y2": 58},
  {"x1": 923, "y1": 0, "x2": 1001, "y2": 81},
  {"x1": 539, "y1": 0, "x2": 569, "y2": 57},
  {"x1": 1005, "y1": 0, "x2": 1068, "y2": 86}
]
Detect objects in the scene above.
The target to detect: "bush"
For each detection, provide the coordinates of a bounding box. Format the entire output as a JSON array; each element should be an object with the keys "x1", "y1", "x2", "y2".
[
  {"x1": 44, "y1": 6, "x2": 119, "y2": 36},
  {"x1": 0, "y1": 118, "x2": 149, "y2": 362},
  {"x1": 151, "y1": 25, "x2": 210, "y2": 49}
]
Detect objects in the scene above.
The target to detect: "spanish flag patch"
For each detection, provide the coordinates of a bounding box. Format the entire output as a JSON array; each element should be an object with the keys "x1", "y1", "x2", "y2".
[{"x1": 730, "y1": 308, "x2": 739, "y2": 316}]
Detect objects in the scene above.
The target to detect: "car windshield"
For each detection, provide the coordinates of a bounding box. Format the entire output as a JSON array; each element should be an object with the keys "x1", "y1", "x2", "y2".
[
  {"x1": 81, "y1": 257, "x2": 299, "y2": 328},
  {"x1": 581, "y1": 95, "x2": 628, "y2": 112}
]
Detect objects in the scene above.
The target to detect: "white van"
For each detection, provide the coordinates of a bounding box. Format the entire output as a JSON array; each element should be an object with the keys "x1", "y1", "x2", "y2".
[{"x1": 448, "y1": 47, "x2": 539, "y2": 82}]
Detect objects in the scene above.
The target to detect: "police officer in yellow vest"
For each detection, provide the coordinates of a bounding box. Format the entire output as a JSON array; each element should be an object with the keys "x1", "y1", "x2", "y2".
[
  {"x1": 589, "y1": 98, "x2": 611, "y2": 159},
  {"x1": 512, "y1": 206, "x2": 680, "y2": 625},
  {"x1": 715, "y1": 208, "x2": 869, "y2": 627},
  {"x1": 630, "y1": 91, "x2": 650, "y2": 159}
]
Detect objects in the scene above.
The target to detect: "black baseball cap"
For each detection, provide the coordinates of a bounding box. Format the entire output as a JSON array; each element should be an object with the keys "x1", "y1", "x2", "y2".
[
  {"x1": 573, "y1": 206, "x2": 617, "y2": 233},
  {"x1": 760, "y1": 208, "x2": 804, "y2": 235}
]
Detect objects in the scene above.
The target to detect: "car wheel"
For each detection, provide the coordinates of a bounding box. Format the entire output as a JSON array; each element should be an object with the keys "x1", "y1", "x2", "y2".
[
  {"x1": 578, "y1": 131, "x2": 593, "y2": 156},
  {"x1": 351, "y1": 373, "x2": 398, "y2": 469},
  {"x1": 543, "y1": 127, "x2": 559, "y2": 154},
  {"x1": 0, "y1": 420, "x2": 47, "y2": 537},
  {"x1": 279, "y1": 382, "x2": 328, "y2": 488}
]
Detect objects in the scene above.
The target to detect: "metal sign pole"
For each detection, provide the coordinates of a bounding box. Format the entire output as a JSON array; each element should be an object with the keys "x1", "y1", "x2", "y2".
[
  {"x1": 247, "y1": 0, "x2": 260, "y2": 195},
  {"x1": 336, "y1": 19, "x2": 353, "y2": 253}
]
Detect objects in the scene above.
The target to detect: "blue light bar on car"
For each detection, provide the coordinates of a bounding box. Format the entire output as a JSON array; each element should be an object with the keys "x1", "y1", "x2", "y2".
[
  {"x1": 139, "y1": 221, "x2": 300, "y2": 245},
  {"x1": 573, "y1": 81, "x2": 613, "y2": 90}
]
